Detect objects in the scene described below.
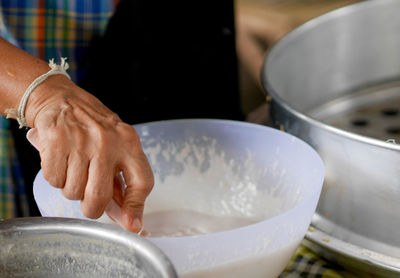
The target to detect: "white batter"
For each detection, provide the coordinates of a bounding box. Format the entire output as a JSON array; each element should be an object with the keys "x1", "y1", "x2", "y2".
[
  {"x1": 138, "y1": 138, "x2": 299, "y2": 278},
  {"x1": 143, "y1": 209, "x2": 258, "y2": 237}
]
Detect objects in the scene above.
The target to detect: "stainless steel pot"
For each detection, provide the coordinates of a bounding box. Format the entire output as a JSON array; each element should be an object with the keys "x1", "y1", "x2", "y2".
[
  {"x1": 0, "y1": 217, "x2": 177, "y2": 278},
  {"x1": 262, "y1": 0, "x2": 400, "y2": 276}
]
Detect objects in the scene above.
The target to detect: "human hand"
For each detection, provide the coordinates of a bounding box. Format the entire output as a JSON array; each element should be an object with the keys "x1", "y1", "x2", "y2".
[{"x1": 25, "y1": 75, "x2": 154, "y2": 233}]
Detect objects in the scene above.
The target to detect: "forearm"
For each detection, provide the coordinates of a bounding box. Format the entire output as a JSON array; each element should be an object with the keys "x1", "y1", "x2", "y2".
[
  {"x1": 0, "y1": 37, "x2": 153, "y2": 233},
  {"x1": 0, "y1": 37, "x2": 60, "y2": 127}
]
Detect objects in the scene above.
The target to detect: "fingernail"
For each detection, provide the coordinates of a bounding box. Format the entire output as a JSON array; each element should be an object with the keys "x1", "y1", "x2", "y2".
[
  {"x1": 132, "y1": 217, "x2": 143, "y2": 234},
  {"x1": 122, "y1": 212, "x2": 143, "y2": 234},
  {"x1": 105, "y1": 199, "x2": 123, "y2": 227},
  {"x1": 26, "y1": 128, "x2": 40, "y2": 150}
]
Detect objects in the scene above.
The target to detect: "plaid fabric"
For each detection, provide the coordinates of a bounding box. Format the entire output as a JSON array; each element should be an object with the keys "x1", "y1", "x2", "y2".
[
  {"x1": 0, "y1": 0, "x2": 119, "y2": 82},
  {"x1": 280, "y1": 244, "x2": 360, "y2": 278},
  {"x1": 0, "y1": 119, "x2": 29, "y2": 219},
  {"x1": 0, "y1": 0, "x2": 118, "y2": 218}
]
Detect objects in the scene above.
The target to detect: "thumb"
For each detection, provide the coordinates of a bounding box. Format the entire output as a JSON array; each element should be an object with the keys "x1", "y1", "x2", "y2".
[
  {"x1": 120, "y1": 162, "x2": 154, "y2": 234},
  {"x1": 121, "y1": 185, "x2": 147, "y2": 234},
  {"x1": 26, "y1": 128, "x2": 40, "y2": 150}
]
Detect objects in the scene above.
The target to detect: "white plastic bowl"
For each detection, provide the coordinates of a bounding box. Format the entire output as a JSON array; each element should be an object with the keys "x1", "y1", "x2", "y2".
[{"x1": 34, "y1": 119, "x2": 324, "y2": 278}]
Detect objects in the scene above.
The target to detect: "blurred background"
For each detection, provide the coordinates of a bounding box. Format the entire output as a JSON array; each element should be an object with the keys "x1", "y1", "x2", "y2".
[{"x1": 236, "y1": 0, "x2": 363, "y2": 124}]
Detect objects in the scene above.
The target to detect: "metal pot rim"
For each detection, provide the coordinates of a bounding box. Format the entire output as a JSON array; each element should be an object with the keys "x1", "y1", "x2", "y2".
[
  {"x1": 0, "y1": 217, "x2": 178, "y2": 278},
  {"x1": 305, "y1": 226, "x2": 400, "y2": 273}
]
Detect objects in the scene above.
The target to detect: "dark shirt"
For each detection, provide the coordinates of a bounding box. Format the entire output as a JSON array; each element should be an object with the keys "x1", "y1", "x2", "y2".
[
  {"x1": 12, "y1": 0, "x2": 243, "y2": 216},
  {"x1": 79, "y1": 0, "x2": 243, "y2": 124}
]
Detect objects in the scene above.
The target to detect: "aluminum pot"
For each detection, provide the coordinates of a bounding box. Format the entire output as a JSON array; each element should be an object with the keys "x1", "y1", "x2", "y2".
[
  {"x1": 262, "y1": 0, "x2": 400, "y2": 276},
  {"x1": 0, "y1": 217, "x2": 177, "y2": 278}
]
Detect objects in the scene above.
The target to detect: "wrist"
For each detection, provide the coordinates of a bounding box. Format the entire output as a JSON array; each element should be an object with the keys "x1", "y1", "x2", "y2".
[
  {"x1": 24, "y1": 74, "x2": 75, "y2": 128},
  {"x1": 4, "y1": 57, "x2": 71, "y2": 128}
]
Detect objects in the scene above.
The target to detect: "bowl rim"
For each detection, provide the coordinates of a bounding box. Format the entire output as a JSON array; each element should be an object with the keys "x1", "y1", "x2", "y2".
[{"x1": 134, "y1": 118, "x2": 325, "y2": 240}]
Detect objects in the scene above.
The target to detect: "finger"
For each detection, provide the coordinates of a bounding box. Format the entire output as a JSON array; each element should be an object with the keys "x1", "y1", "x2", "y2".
[
  {"x1": 28, "y1": 128, "x2": 68, "y2": 188},
  {"x1": 26, "y1": 128, "x2": 39, "y2": 150},
  {"x1": 113, "y1": 173, "x2": 125, "y2": 207},
  {"x1": 80, "y1": 157, "x2": 114, "y2": 219},
  {"x1": 61, "y1": 151, "x2": 89, "y2": 200},
  {"x1": 121, "y1": 154, "x2": 154, "y2": 233},
  {"x1": 105, "y1": 199, "x2": 123, "y2": 227},
  {"x1": 39, "y1": 136, "x2": 68, "y2": 189},
  {"x1": 105, "y1": 174, "x2": 127, "y2": 227}
]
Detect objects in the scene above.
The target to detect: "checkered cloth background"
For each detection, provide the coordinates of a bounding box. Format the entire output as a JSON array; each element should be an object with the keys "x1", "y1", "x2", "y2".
[
  {"x1": 0, "y1": 119, "x2": 29, "y2": 218},
  {"x1": 0, "y1": 2, "x2": 361, "y2": 277},
  {"x1": 0, "y1": 0, "x2": 117, "y2": 219}
]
